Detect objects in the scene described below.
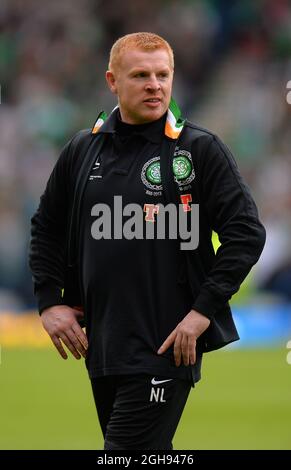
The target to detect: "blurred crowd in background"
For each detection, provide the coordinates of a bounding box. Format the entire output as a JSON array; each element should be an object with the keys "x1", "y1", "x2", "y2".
[{"x1": 0, "y1": 0, "x2": 291, "y2": 312}]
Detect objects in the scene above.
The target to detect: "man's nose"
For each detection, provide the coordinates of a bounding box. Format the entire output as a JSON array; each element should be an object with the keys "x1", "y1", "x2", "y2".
[{"x1": 145, "y1": 75, "x2": 161, "y2": 91}]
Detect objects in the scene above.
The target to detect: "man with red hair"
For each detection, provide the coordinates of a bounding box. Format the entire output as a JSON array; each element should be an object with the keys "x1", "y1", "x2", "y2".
[{"x1": 29, "y1": 32, "x2": 265, "y2": 449}]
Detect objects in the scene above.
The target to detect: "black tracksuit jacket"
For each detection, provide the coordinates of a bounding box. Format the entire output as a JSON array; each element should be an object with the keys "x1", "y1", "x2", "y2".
[{"x1": 29, "y1": 110, "x2": 266, "y2": 383}]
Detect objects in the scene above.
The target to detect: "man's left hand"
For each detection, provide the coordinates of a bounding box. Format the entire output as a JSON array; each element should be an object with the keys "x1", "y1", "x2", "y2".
[{"x1": 157, "y1": 309, "x2": 210, "y2": 366}]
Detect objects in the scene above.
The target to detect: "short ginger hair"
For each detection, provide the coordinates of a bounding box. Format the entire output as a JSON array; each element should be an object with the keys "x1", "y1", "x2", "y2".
[{"x1": 108, "y1": 32, "x2": 174, "y2": 73}]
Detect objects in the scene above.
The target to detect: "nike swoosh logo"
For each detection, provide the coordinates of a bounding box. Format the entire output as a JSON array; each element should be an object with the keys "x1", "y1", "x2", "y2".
[{"x1": 151, "y1": 378, "x2": 173, "y2": 385}]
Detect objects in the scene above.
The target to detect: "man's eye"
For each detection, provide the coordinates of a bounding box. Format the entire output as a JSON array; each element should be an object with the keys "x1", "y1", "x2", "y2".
[{"x1": 134, "y1": 73, "x2": 146, "y2": 78}]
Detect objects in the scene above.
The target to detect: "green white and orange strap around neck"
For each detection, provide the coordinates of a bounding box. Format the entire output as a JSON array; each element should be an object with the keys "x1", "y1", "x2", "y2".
[{"x1": 91, "y1": 97, "x2": 185, "y2": 139}]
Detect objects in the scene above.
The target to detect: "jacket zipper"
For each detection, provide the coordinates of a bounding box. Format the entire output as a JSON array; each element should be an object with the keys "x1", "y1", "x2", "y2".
[{"x1": 67, "y1": 135, "x2": 105, "y2": 267}]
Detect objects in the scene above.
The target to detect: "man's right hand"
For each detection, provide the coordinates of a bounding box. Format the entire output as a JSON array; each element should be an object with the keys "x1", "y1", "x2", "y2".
[{"x1": 41, "y1": 305, "x2": 88, "y2": 360}]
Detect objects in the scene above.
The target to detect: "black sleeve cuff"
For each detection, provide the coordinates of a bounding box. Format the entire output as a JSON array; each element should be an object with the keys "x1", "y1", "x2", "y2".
[
  {"x1": 192, "y1": 288, "x2": 225, "y2": 320},
  {"x1": 35, "y1": 283, "x2": 65, "y2": 315}
]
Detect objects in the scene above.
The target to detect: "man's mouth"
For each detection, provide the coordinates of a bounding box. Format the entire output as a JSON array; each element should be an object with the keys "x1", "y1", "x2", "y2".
[
  {"x1": 143, "y1": 98, "x2": 162, "y2": 108},
  {"x1": 144, "y1": 98, "x2": 161, "y2": 103}
]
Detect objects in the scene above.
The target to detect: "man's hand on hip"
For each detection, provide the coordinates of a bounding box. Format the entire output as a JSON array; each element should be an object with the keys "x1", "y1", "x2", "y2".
[
  {"x1": 41, "y1": 305, "x2": 88, "y2": 360},
  {"x1": 157, "y1": 309, "x2": 210, "y2": 367}
]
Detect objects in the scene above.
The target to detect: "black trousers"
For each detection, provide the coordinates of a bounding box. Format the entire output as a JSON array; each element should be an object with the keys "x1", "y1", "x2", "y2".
[{"x1": 90, "y1": 373, "x2": 192, "y2": 450}]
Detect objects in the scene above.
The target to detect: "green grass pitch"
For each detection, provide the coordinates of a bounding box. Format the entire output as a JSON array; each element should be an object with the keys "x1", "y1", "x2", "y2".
[{"x1": 0, "y1": 347, "x2": 290, "y2": 449}]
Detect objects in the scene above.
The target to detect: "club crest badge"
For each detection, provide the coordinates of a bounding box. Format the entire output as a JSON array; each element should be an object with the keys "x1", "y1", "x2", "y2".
[{"x1": 141, "y1": 150, "x2": 195, "y2": 192}]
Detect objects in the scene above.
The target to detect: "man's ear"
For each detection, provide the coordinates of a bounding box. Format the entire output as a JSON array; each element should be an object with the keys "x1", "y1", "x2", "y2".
[{"x1": 106, "y1": 71, "x2": 118, "y2": 94}]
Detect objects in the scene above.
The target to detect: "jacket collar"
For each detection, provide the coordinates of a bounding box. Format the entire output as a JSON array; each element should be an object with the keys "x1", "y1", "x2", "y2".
[{"x1": 91, "y1": 97, "x2": 185, "y2": 140}]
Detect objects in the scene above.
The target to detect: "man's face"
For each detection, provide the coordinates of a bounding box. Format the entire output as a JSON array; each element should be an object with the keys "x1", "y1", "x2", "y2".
[{"x1": 106, "y1": 48, "x2": 173, "y2": 124}]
